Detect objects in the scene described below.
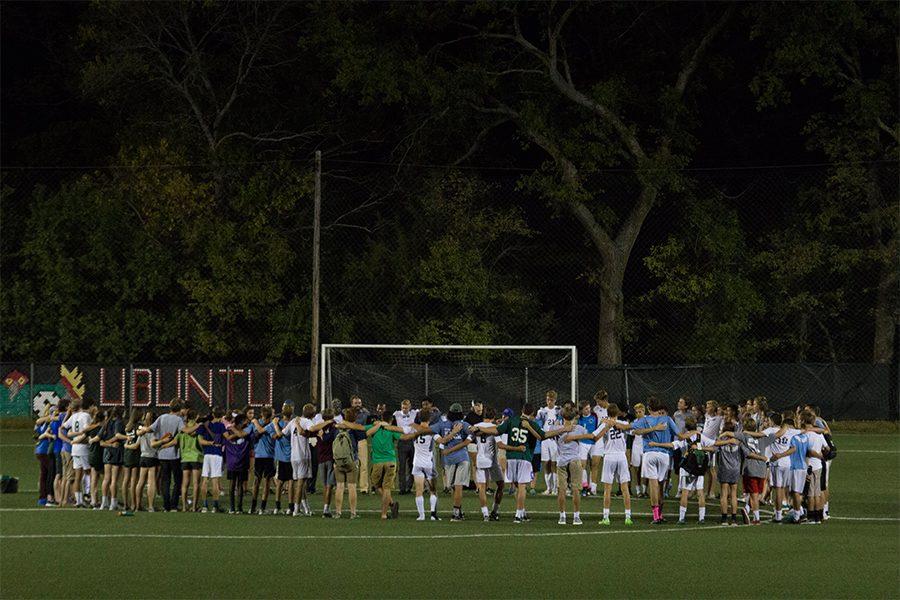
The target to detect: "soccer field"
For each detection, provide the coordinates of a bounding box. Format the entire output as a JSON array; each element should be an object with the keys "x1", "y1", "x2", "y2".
[{"x1": 0, "y1": 429, "x2": 898, "y2": 599}]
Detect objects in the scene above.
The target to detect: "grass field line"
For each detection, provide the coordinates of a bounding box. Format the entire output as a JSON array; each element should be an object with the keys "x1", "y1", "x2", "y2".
[
  {"x1": 0, "y1": 523, "x2": 728, "y2": 540},
  {"x1": 1, "y1": 507, "x2": 897, "y2": 521}
]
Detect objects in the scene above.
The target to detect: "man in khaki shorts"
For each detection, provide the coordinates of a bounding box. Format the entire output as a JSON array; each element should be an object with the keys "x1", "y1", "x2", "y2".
[
  {"x1": 548, "y1": 406, "x2": 586, "y2": 525},
  {"x1": 333, "y1": 408, "x2": 365, "y2": 518},
  {"x1": 350, "y1": 396, "x2": 371, "y2": 493}
]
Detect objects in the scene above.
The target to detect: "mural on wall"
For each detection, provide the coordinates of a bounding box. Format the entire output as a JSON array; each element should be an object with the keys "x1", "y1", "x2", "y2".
[{"x1": 1, "y1": 364, "x2": 276, "y2": 416}]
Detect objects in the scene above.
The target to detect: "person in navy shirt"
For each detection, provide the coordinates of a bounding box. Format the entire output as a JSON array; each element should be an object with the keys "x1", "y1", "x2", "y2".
[{"x1": 198, "y1": 409, "x2": 227, "y2": 513}]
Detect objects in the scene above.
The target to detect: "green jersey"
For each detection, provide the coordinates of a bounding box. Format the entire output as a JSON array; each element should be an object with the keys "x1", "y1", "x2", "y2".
[
  {"x1": 497, "y1": 416, "x2": 544, "y2": 461},
  {"x1": 177, "y1": 425, "x2": 203, "y2": 463},
  {"x1": 365, "y1": 424, "x2": 401, "y2": 464}
]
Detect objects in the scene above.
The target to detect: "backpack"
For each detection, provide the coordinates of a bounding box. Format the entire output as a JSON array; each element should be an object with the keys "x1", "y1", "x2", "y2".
[
  {"x1": 332, "y1": 430, "x2": 355, "y2": 469},
  {"x1": 680, "y1": 446, "x2": 709, "y2": 477}
]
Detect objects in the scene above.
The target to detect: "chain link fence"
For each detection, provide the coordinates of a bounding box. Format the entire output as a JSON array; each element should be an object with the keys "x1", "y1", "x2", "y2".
[{"x1": 1, "y1": 361, "x2": 894, "y2": 421}]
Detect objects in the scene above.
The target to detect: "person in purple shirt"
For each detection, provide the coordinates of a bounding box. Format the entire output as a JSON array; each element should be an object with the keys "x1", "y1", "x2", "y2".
[{"x1": 223, "y1": 414, "x2": 252, "y2": 514}]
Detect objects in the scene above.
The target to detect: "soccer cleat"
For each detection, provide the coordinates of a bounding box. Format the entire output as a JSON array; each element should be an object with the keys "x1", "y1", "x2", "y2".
[
  {"x1": 599, "y1": 518, "x2": 611, "y2": 526},
  {"x1": 751, "y1": 520, "x2": 760, "y2": 525},
  {"x1": 484, "y1": 514, "x2": 491, "y2": 522},
  {"x1": 542, "y1": 489, "x2": 552, "y2": 496},
  {"x1": 488, "y1": 512, "x2": 500, "y2": 522},
  {"x1": 431, "y1": 512, "x2": 441, "y2": 521},
  {"x1": 740, "y1": 507, "x2": 750, "y2": 524},
  {"x1": 624, "y1": 517, "x2": 634, "y2": 526},
  {"x1": 558, "y1": 516, "x2": 567, "y2": 525},
  {"x1": 513, "y1": 516, "x2": 523, "y2": 524},
  {"x1": 651, "y1": 518, "x2": 665, "y2": 525},
  {"x1": 677, "y1": 519, "x2": 686, "y2": 525},
  {"x1": 333, "y1": 513, "x2": 342, "y2": 519},
  {"x1": 417, "y1": 515, "x2": 426, "y2": 521},
  {"x1": 322, "y1": 511, "x2": 332, "y2": 519},
  {"x1": 697, "y1": 519, "x2": 705, "y2": 525},
  {"x1": 572, "y1": 516, "x2": 583, "y2": 526},
  {"x1": 523, "y1": 512, "x2": 531, "y2": 522},
  {"x1": 350, "y1": 513, "x2": 360, "y2": 519},
  {"x1": 450, "y1": 515, "x2": 464, "y2": 522}
]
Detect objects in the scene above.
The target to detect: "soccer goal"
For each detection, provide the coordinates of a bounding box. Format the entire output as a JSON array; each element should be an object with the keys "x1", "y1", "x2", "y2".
[{"x1": 320, "y1": 344, "x2": 578, "y2": 411}]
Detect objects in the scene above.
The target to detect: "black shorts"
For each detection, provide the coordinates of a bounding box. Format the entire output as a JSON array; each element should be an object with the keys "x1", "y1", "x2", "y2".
[
  {"x1": 277, "y1": 460, "x2": 293, "y2": 482},
  {"x1": 227, "y1": 469, "x2": 249, "y2": 482},
  {"x1": 531, "y1": 453, "x2": 542, "y2": 473},
  {"x1": 181, "y1": 462, "x2": 202, "y2": 471},
  {"x1": 140, "y1": 457, "x2": 160, "y2": 469},
  {"x1": 55, "y1": 452, "x2": 63, "y2": 475},
  {"x1": 254, "y1": 457, "x2": 275, "y2": 478}
]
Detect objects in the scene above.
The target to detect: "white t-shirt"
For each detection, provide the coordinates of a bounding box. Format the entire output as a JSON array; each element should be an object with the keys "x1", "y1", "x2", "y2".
[
  {"x1": 404, "y1": 425, "x2": 437, "y2": 468},
  {"x1": 472, "y1": 421, "x2": 498, "y2": 468},
  {"x1": 282, "y1": 417, "x2": 313, "y2": 462},
  {"x1": 702, "y1": 415, "x2": 724, "y2": 440},
  {"x1": 63, "y1": 411, "x2": 92, "y2": 457},
  {"x1": 595, "y1": 420, "x2": 628, "y2": 456},
  {"x1": 806, "y1": 431, "x2": 827, "y2": 471},
  {"x1": 393, "y1": 409, "x2": 418, "y2": 430},
  {"x1": 592, "y1": 405, "x2": 608, "y2": 421}
]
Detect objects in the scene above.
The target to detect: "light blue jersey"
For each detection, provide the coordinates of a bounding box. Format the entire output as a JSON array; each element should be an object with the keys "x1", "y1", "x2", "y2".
[
  {"x1": 633, "y1": 415, "x2": 679, "y2": 455},
  {"x1": 267, "y1": 419, "x2": 291, "y2": 463},
  {"x1": 251, "y1": 419, "x2": 275, "y2": 459},
  {"x1": 789, "y1": 432, "x2": 810, "y2": 470}
]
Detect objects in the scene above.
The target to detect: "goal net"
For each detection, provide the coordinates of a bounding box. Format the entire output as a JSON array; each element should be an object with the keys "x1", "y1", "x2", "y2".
[{"x1": 321, "y1": 344, "x2": 577, "y2": 412}]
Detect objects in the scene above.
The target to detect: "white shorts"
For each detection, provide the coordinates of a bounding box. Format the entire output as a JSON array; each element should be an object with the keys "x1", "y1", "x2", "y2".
[
  {"x1": 578, "y1": 444, "x2": 591, "y2": 462},
  {"x1": 679, "y1": 472, "x2": 704, "y2": 491},
  {"x1": 641, "y1": 452, "x2": 670, "y2": 482},
  {"x1": 467, "y1": 443, "x2": 477, "y2": 454},
  {"x1": 72, "y1": 455, "x2": 89, "y2": 471},
  {"x1": 790, "y1": 469, "x2": 807, "y2": 494},
  {"x1": 590, "y1": 440, "x2": 605, "y2": 458},
  {"x1": 771, "y1": 465, "x2": 791, "y2": 488},
  {"x1": 292, "y1": 459, "x2": 311, "y2": 480},
  {"x1": 630, "y1": 443, "x2": 643, "y2": 468},
  {"x1": 600, "y1": 454, "x2": 630, "y2": 485},
  {"x1": 202, "y1": 455, "x2": 223, "y2": 478},
  {"x1": 475, "y1": 464, "x2": 504, "y2": 484},
  {"x1": 701, "y1": 435, "x2": 717, "y2": 467},
  {"x1": 412, "y1": 462, "x2": 435, "y2": 481},
  {"x1": 506, "y1": 459, "x2": 533, "y2": 484},
  {"x1": 541, "y1": 440, "x2": 558, "y2": 462}
]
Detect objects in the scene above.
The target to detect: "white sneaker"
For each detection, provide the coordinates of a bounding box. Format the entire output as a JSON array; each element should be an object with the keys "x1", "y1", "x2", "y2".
[
  {"x1": 573, "y1": 516, "x2": 583, "y2": 526},
  {"x1": 541, "y1": 489, "x2": 552, "y2": 496},
  {"x1": 558, "y1": 516, "x2": 567, "y2": 525},
  {"x1": 292, "y1": 510, "x2": 301, "y2": 517},
  {"x1": 416, "y1": 515, "x2": 426, "y2": 521}
]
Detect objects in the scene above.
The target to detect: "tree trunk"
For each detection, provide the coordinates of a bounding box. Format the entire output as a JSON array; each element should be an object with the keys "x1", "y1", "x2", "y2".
[
  {"x1": 597, "y1": 259, "x2": 625, "y2": 365},
  {"x1": 873, "y1": 258, "x2": 897, "y2": 363}
]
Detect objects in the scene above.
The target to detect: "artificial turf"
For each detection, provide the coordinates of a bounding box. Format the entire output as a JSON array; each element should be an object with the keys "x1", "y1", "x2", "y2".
[{"x1": 0, "y1": 429, "x2": 898, "y2": 599}]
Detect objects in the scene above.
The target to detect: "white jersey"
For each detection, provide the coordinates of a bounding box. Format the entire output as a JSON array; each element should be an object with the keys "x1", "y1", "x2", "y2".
[
  {"x1": 472, "y1": 421, "x2": 498, "y2": 468},
  {"x1": 806, "y1": 431, "x2": 826, "y2": 471},
  {"x1": 283, "y1": 417, "x2": 312, "y2": 461},
  {"x1": 595, "y1": 420, "x2": 627, "y2": 456},
  {"x1": 404, "y1": 425, "x2": 437, "y2": 468},
  {"x1": 592, "y1": 405, "x2": 608, "y2": 421},
  {"x1": 769, "y1": 427, "x2": 800, "y2": 468},
  {"x1": 393, "y1": 409, "x2": 418, "y2": 429},
  {"x1": 63, "y1": 411, "x2": 92, "y2": 457},
  {"x1": 537, "y1": 406, "x2": 562, "y2": 431}
]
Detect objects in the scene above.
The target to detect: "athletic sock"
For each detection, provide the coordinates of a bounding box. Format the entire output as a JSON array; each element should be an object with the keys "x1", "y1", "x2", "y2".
[
  {"x1": 100, "y1": 496, "x2": 108, "y2": 509},
  {"x1": 775, "y1": 508, "x2": 782, "y2": 521},
  {"x1": 698, "y1": 507, "x2": 705, "y2": 521},
  {"x1": 573, "y1": 511, "x2": 580, "y2": 520},
  {"x1": 652, "y1": 505, "x2": 661, "y2": 520},
  {"x1": 625, "y1": 509, "x2": 632, "y2": 519},
  {"x1": 544, "y1": 473, "x2": 551, "y2": 490},
  {"x1": 323, "y1": 503, "x2": 329, "y2": 513},
  {"x1": 213, "y1": 500, "x2": 219, "y2": 511},
  {"x1": 430, "y1": 494, "x2": 438, "y2": 513},
  {"x1": 753, "y1": 510, "x2": 760, "y2": 521},
  {"x1": 824, "y1": 502, "x2": 829, "y2": 513},
  {"x1": 721, "y1": 514, "x2": 728, "y2": 523},
  {"x1": 251, "y1": 500, "x2": 257, "y2": 513},
  {"x1": 603, "y1": 508, "x2": 610, "y2": 519},
  {"x1": 559, "y1": 511, "x2": 566, "y2": 520},
  {"x1": 481, "y1": 506, "x2": 489, "y2": 517},
  {"x1": 415, "y1": 496, "x2": 425, "y2": 518},
  {"x1": 679, "y1": 506, "x2": 687, "y2": 521},
  {"x1": 276, "y1": 501, "x2": 281, "y2": 511},
  {"x1": 261, "y1": 500, "x2": 267, "y2": 511},
  {"x1": 75, "y1": 492, "x2": 83, "y2": 505},
  {"x1": 590, "y1": 483, "x2": 597, "y2": 494}
]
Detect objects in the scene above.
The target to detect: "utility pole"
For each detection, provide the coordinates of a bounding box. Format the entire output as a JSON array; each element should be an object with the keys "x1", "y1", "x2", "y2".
[{"x1": 310, "y1": 151, "x2": 322, "y2": 407}]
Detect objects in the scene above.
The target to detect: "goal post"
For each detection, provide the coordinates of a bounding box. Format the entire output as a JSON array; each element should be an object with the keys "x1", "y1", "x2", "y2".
[{"x1": 320, "y1": 344, "x2": 578, "y2": 412}]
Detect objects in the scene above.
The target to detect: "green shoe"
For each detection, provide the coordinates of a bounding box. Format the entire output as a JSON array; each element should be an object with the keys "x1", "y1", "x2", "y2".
[
  {"x1": 624, "y1": 517, "x2": 633, "y2": 526},
  {"x1": 599, "y1": 518, "x2": 611, "y2": 526}
]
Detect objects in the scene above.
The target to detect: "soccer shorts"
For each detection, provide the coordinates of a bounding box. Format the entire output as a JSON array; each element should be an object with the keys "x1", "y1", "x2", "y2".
[
  {"x1": 742, "y1": 475, "x2": 765, "y2": 495},
  {"x1": 227, "y1": 469, "x2": 248, "y2": 482},
  {"x1": 506, "y1": 459, "x2": 533, "y2": 484},
  {"x1": 445, "y1": 461, "x2": 470, "y2": 487},
  {"x1": 202, "y1": 455, "x2": 223, "y2": 478},
  {"x1": 412, "y1": 462, "x2": 435, "y2": 481},
  {"x1": 640, "y1": 452, "x2": 669, "y2": 482},
  {"x1": 475, "y1": 464, "x2": 503, "y2": 484},
  {"x1": 467, "y1": 443, "x2": 477, "y2": 455},
  {"x1": 771, "y1": 465, "x2": 791, "y2": 488},
  {"x1": 139, "y1": 457, "x2": 159, "y2": 469},
  {"x1": 600, "y1": 454, "x2": 630, "y2": 485},
  {"x1": 630, "y1": 443, "x2": 643, "y2": 468},
  {"x1": 371, "y1": 462, "x2": 397, "y2": 491},
  {"x1": 578, "y1": 444, "x2": 591, "y2": 462},
  {"x1": 807, "y1": 469, "x2": 822, "y2": 498},
  {"x1": 253, "y1": 457, "x2": 275, "y2": 479},
  {"x1": 701, "y1": 435, "x2": 717, "y2": 467},
  {"x1": 276, "y1": 460, "x2": 293, "y2": 482},
  {"x1": 292, "y1": 459, "x2": 311, "y2": 480},
  {"x1": 679, "y1": 472, "x2": 704, "y2": 492},
  {"x1": 556, "y1": 460, "x2": 583, "y2": 491},
  {"x1": 589, "y1": 440, "x2": 605, "y2": 458},
  {"x1": 181, "y1": 461, "x2": 202, "y2": 471},
  {"x1": 541, "y1": 440, "x2": 558, "y2": 462},
  {"x1": 824, "y1": 459, "x2": 832, "y2": 488},
  {"x1": 72, "y1": 455, "x2": 89, "y2": 471},
  {"x1": 790, "y1": 469, "x2": 807, "y2": 494}
]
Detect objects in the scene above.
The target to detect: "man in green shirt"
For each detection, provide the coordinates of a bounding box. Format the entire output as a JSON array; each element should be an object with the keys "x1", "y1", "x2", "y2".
[
  {"x1": 343, "y1": 411, "x2": 405, "y2": 519},
  {"x1": 476, "y1": 403, "x2": 561, "y2": 523}
]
